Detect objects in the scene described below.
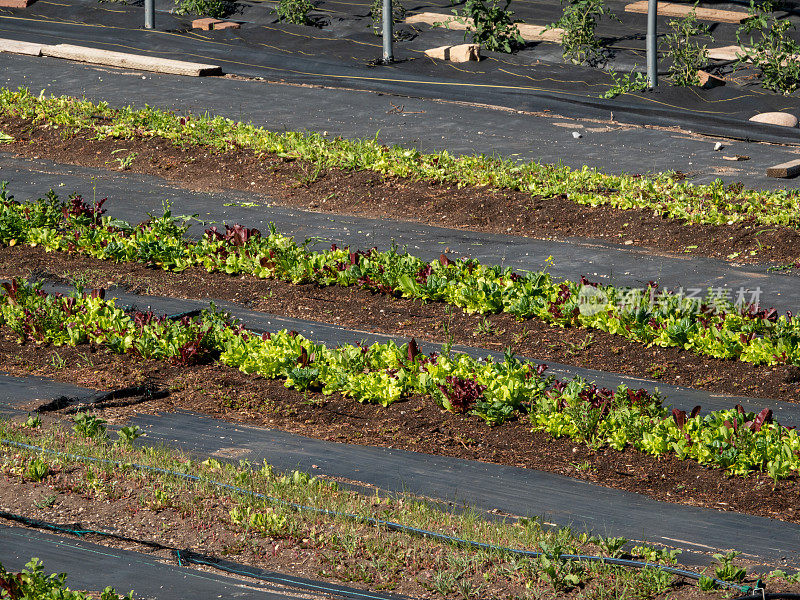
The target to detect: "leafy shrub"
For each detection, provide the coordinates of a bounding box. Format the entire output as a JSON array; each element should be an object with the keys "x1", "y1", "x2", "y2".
[
  {"x1": 173, "y1": 0, "x2": 227, "y2": 18},
  {"x1": 662, "y1": 9, "x2": 713, "y2": 86},
  {"x1": 551, "y1": 0, "x2": 616, "y2": 65},
  {"x1": 452, "y1": 0, "x2": 524, "y2": 53},
  {"x1": 370, "y1": 0, "x2": 405, "y2": 37},
  {"x1": 276, "y1": 0, "x2": 314, "y2": 25},
  {"x1": 737, "y1": 0, "x2": 800, "y2": 94}
]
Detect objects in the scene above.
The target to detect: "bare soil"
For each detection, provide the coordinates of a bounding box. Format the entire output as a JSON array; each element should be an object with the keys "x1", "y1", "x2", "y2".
[
  {"x1": 2, "y1": 114, "x2": 800, "y2": 266},
  {"x1": 4, "y1": 444, "x2": 790, "y2": 600}
]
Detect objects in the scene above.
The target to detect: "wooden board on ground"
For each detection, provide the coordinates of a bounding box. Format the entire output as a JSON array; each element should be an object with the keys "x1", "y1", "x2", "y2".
[
  {"x1": 707, "y1": 45, "x2": 800, "y2": 65},
  {"x1": 406, "y1": 12, "x2": 564, "y2": 43},
  {"x1": 624, "y1": 1, "x2": 749, "y2": 23},
  {"x1": 0, "y1": 38, "x2": 43, "y2": 56},
  {"x1": 766, "y1": 159, "x2": 800, "y2": 178},
  {"x1": 40, "y1": 44, "x2": 222, "y2": 77},
  {"x1": 707, "y1": 45, "x2": 748, "y2": 61}
]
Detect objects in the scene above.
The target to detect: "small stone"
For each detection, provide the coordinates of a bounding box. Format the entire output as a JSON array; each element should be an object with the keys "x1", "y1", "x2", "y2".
[
  {"x1": 714, "y1": 142, "x2": 724, "y2": 151},
  {"x1": 448, "y1": 43, "x2": 480, "y2": 62},
  {"x1": 424, "y1": 44, "x2": 480, "y2": 62},
  {"x1": 572, "y1": 131, "x2": 582, "y2": 139},
  {"x1": 749, "y1": 112, "x2": 799, "y2": 128}
]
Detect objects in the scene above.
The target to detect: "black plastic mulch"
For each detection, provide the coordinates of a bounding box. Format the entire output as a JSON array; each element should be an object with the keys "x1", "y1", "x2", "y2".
[{"x1": 3, "y1": 0, "x2": 800, "y2": 143}]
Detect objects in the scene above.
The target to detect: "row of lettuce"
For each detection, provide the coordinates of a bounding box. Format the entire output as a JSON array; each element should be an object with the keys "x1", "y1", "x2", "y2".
[
  {"x1": 2, "y1": 86, "x2": 800, "y2": 228},
  {"x1": 1, "y1": 278, "x2": 798, "y2": 481},
  {"x1": 2, "y1": 188, "x2": 800, "y2": 367}
]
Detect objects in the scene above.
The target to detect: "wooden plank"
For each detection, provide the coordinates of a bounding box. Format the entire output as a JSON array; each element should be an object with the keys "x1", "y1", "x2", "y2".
[
  {"x1": 707, "y1": 45, "x2": 748, "y2": 61},
  {"x1": 0, "y1": 0, "x2": 35, "y2": 8},
  {"x1": 41, "y1": 44, "x2": 222, "y2": 77},
  {"x1": 0, "y1": 38, "x2": 42, "y2": 56},
  {"x1": 624, "y1": 1, "x2": 749, "y2": 23},
  {"x1": 766, "y1": 159, "x2": 800, "y2": 178},
  {"x1": 708, "y1": 45, "x2": 800, "y2": 65},
  {"x1": 406, "y1": 12, "x2": 563, "y2": 43}
]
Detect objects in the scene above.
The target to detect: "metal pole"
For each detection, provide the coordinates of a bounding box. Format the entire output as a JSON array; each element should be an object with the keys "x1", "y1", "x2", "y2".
[
  {"x1": 145, "y1": 0, "x2": 154, "y2": 29},
  {"x1": 646, "y1": 0, "x2": 657, "y2": 87},
  {"x1": 382, "y1": 0, "x2": 393, "y2": 63}
]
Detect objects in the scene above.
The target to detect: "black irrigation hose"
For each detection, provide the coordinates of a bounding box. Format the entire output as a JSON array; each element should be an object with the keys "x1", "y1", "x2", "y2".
[
  {"x1": 0, "y1": 510, "x2": 169, "y2": 551},
  {"x1": 733, "y1": 595, "x2": 800, "y2": 600},
  {"x1": 172, "y1": 549, "x2": 408, "y2": 600},
  {"x1": 0, "y1": 511, "x2": 406, "y2": 600},
  {"x1": 36, "y1": 385, "x2": 169, "y2": 414},
  {"x1": 0, "y1": 438, "x2": 755, "y2": 594}
]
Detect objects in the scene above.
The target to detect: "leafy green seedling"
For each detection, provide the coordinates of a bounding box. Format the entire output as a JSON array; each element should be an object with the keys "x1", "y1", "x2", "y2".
[
  {"x1": 698, "y1": 575, "x2": 718, "y2": 591},
  {"x1": 116, "y1": 425, "x2": 143, "y2": 446},
  {"x1": 24, "y1": 414, "x2": 42, "y2": 429},
  {"x1": 72, "y1": 413, "x2": 107, "y2": 440},
  {"x1": 593, "y1": 535, "x2": 628, "y2": 558},
  {"x1": 25, "y1": 457, "x2": 50, "y2": 482},
  {"x1": 713, "y1": 551, "x2": 747, "y2": 583}
]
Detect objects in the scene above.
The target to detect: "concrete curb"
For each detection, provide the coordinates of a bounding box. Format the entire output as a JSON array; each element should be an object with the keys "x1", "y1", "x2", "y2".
[{"x1": 0, "y1": 38, "x2": 222, "y2": 76}]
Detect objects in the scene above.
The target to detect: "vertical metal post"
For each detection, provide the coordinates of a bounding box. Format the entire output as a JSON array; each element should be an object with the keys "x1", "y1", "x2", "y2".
[
  {"x1": 382, "y1": 0, "x2": 393, "y2": 63},
  {"x1": 646, "y1": 0, "x2": 657, "y2": 87},
  {"x1": 145, "y1": 0, "x2": 155, "y2": 29}
]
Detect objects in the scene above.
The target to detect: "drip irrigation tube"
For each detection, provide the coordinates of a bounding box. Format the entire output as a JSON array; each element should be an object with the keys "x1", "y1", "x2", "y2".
[
  {"x1": 732, "y1": 595, "x2": 800, "y2": 600},
  {"x1": 0, "y1": 511, "x2": 405, "y2": 600},
  {"x1": 0, "y1": 438, "x2": 756, "y2": 594}
]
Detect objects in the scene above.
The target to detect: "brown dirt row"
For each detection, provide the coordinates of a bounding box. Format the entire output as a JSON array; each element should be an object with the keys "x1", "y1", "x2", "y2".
[
  {"x1": 2, "y1": 244, "x2": 798, "y2": 404},
  {"x1": 2, "y1": 114, "x2": 800, "y2": 266}
]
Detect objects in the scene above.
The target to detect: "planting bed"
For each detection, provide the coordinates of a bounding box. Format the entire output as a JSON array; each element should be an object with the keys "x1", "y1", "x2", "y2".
[
  {"x1": 2, "y1": 89, "x2": 800, "y2": 598},
  {"x1": 2, "y1": 244, "x2": 800, "y2": 404},
  {"x1": 2, "y1": 334, "x2": 799, "y2": 526},
  {"x1": 3, "y1": 110, "x2": 800, "y2": 266},
  {"x1": 6, "y1": 419, "x2": 795, "y2": 600}
]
